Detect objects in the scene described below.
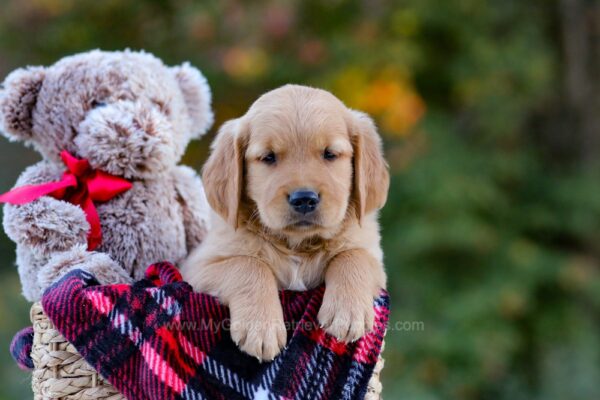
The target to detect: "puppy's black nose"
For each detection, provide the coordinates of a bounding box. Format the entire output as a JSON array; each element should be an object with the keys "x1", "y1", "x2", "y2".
[{"x1": 288, "y1": 190, "x2": 320, "y2": 214}]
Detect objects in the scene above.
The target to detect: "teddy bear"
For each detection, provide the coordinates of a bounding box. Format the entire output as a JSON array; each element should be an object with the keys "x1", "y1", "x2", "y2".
[{"x1": 0, "y1": 49, "x2": 214, "y2": 302}]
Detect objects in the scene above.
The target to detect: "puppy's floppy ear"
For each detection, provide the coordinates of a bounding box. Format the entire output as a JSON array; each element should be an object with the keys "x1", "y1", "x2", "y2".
[
  {"x1": 0, "y1": 66, "x2": 45, "y2": 142},
  {"x1": 172, "y1": 62, "x2": 214, "y2": 138},
  {"x1": 202, "y1": 118, "x2": 247, "y2": 229},
  {"x1": 348, "y1": 110, "x2": 390, "y2": 222}
]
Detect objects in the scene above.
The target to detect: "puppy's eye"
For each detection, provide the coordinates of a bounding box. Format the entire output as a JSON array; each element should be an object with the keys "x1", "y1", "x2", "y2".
[
  {"x1": 260, "y1": 152, "x2": 277, "y2": 165},
  {"x1": 91, "y1": 100, "x2": 107, "y2": 108},
  {"x1": 323, "y1": 148, "x2": 338, "y2": 161}
]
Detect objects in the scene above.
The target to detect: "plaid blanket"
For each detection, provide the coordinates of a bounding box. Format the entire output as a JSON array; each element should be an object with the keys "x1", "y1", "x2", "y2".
[
  {"x1": 20, "y1": 262, "x2": 389, "y2": 400},
  {"x1": 10, "y1": 326, "x2": 34, "y2": 370}
]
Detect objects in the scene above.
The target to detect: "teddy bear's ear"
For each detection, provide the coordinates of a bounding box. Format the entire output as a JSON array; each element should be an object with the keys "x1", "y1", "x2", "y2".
[
  {"x1": 172, "y1": 62, "x2": 214, "y2": 139},
  {"x1": 0, "y1": 66, "x2": 46, "y2": 142}
]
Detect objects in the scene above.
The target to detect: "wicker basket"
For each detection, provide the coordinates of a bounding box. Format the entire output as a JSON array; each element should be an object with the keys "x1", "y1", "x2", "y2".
[
  {"x1": 30, "y1": 303, "x2": 124, "y2": 400},
  {"x1": 30, "y1": 302, "x2": 384, "y2": 399}
]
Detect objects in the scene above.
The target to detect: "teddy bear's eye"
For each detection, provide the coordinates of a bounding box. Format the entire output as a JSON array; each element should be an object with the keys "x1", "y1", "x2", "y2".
[{"x1": 91, "y1": 100, "x2": 107, "y2": 108}]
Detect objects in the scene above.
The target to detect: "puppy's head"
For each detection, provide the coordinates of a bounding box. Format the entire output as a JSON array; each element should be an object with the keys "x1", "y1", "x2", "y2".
[{"x1": 203, "y1": 85, "x2": 389, "y2": 241}]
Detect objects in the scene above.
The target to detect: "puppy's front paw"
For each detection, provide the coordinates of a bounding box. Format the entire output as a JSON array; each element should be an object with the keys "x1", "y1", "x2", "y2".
[
  {"x1": 229, "y1": 297, "x2": 287, "y2": 361},
  {"x1": 318, "y1": 288, "x2": 375, "y2": 342}
]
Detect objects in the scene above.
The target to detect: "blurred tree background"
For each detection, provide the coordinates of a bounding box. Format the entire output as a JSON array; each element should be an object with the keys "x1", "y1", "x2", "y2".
[{"x1": 1, "y1": 0, "x2": 600, "y2": 398}]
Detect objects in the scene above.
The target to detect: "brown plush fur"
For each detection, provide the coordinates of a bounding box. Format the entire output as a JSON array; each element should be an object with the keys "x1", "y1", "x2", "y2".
[
  {"x1": 182, "y1": 85, "x2": 390, "y2": 361},
  {"x1": 0, "y1": 50, "x2": 213, "y2": 301}
]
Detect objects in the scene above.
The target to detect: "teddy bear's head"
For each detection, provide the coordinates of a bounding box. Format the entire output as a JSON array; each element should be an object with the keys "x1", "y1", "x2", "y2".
[{"x1": 0, "y1": 50, "x2": 213, "y2": 179}]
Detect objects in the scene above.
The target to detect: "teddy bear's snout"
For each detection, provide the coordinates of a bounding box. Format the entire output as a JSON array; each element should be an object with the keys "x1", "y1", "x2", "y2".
[{"x1": 74, "y1": 100, "x2": 178, "y2": 179}]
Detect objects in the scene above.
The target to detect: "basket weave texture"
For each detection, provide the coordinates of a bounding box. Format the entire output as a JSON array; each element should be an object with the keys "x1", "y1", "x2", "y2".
[{"x1": 30, "y1": 302, "x2": 383, "y2": 399}]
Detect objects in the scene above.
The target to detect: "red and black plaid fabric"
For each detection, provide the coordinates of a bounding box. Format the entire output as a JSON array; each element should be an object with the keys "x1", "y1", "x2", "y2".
[
  {"x1": 38, "y1": 262, "x2": 389, "y2": 400},
  {"x1": 10, "y1": 326, "x2": 34, "y2": 371}
]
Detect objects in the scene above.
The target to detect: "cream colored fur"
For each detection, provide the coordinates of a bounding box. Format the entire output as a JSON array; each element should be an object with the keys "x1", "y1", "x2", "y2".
[{"x1": 182, "y1": 85, "x2": 390, "y2": 361}]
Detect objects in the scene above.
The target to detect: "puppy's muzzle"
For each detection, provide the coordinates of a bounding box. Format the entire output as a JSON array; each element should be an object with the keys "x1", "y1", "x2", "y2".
[{"x1": 288, "y1": 189, "x2": 320, "y2": 215}]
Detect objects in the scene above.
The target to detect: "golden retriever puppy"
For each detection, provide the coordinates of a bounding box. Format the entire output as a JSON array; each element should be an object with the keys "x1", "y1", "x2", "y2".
[{"x1": 182, "y1": 84, "x2": 390, "y2": 361}]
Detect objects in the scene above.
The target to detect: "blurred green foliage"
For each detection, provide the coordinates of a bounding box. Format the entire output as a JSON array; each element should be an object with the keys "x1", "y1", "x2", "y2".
[{"x1": 1, "y1": 0, "x2": 599, "y2": 399}]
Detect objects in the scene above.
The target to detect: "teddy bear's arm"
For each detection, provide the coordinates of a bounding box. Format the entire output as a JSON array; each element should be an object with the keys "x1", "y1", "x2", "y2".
[
  {"x1": 172, "y1": 165, "x2": 210, "y2": 253},
  {"x1": 38, "y1": 244, "x2": 133, "y2": 294},
  {"x1": 2, "y1": 161, "x2": 90, "y2": 257}
]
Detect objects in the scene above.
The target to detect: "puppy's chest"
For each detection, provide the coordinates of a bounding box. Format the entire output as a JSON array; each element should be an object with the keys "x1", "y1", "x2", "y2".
[{"x1": 275, "y1": 253, "x2": 328, "y2": 291}]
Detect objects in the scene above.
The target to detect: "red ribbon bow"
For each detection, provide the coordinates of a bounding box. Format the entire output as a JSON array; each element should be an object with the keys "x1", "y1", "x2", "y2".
[{"x1": 0, "y1": 151, "x2": 132, "y2": 250}]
